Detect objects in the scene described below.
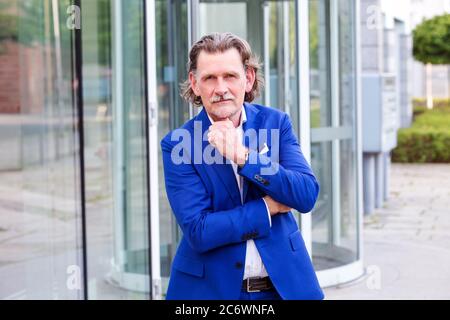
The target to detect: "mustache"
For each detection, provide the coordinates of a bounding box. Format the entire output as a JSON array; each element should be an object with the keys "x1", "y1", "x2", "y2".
[{"x1": 210, "y1": 93, "x2": 235, "y2": 103}]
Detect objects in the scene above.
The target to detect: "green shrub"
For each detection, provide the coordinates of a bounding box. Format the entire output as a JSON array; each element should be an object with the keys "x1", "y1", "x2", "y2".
[
  {"x1": 392, "y1": 107, "x2": 450, "y2": 163},
  {"x1": 414, "y1": 110, "x2": 450, "y2": 128},
  {"x1": 392, "y1": 129, "x2": 450, "y2": 163}
]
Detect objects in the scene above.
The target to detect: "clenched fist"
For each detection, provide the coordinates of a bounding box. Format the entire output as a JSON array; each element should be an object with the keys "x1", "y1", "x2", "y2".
[{"x1": 207, "y1": 119, "x2": 248, "y2": 165}]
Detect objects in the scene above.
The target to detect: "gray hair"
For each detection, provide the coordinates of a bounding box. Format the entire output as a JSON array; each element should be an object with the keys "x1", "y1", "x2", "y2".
[{"x1": 180, "y1": 32, "x2": 264, "y2": 106}]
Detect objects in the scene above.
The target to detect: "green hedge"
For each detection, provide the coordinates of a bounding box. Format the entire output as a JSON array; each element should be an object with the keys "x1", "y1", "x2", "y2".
[
  {"x1": 392, "y1": 129, "x2": 450, "y2": 163},
  {"x1": 392, "y1": 105, "x2": 450, "y2": 163}
]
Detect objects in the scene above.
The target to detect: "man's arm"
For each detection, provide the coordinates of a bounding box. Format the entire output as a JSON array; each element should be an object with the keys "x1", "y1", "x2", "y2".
[
  {"x1": 161, "y1": 137, "x2": 272, "y2": 254},
  {"x1": 238, "y1": 113, "x2": 320, "y2": 213}
]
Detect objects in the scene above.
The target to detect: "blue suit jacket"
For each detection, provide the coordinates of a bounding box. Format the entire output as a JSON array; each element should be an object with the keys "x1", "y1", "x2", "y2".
[{"x1": 161, "y1": 103, "x2": 324, "y2": 300}]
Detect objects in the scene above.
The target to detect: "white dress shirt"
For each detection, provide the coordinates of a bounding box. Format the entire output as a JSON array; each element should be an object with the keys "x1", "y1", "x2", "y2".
[{"x1": 207, "y1": 106, "x2": 271, "y2": 280}]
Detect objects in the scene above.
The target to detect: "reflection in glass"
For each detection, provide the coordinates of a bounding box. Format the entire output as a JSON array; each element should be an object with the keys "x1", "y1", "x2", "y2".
[
  {"x1": 339, "y1": 139, "x2": 357, "y2": 255},
  {"x1": 155, "y1": 0, "x2": 189, "y2": 296},
  {"x1": 310, "y1": 142, "x2": 333, "y2": 247},
  {"x1": 267, "y1": 0, "x2": 298, "y2": 132},
  {"x1": 339, "y1": 0, "x2": 356, "y2": 128},
  {"x1": 309, "y1": 0, "x2": 331, "y2": 128},
  {"x1": 309, "y1": 0, "x2": 358, "y2": 271},
  {"x1": 81, "y1": 0, "x2": 150, "y2": 299},
  {"x1": 0, "y1": 0, "x2": 82, "y2": 299},
  {"x1": 337, "y1": 0, "x2": 358, "y2": 261}
]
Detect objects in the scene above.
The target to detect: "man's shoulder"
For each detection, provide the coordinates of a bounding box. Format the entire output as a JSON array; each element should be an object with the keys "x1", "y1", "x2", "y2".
[{"x1": 248, "y1": 103, "x2": 289, "y2": 123}]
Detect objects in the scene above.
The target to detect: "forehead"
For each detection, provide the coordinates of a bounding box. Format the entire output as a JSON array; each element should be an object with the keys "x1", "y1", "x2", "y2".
[{"x1": 196, "y1": 48, "x2": 244, "y2": 75}]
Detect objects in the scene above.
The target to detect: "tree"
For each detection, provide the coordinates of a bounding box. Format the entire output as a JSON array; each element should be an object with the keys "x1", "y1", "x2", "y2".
[
  {"x1": 0, "y1": 0, "x2": 17, "y2": 53},
  {"x1": 413, "y1": 13, "x2": 450, "y2": 109},
  {"x1": 413, "y1": 13, "x2": 450, "y2": 65}
]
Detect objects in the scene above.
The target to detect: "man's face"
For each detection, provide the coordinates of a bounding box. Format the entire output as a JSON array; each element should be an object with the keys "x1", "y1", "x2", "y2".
[{"x1": 189, "y1": 48, "x2": 255, "y2": 122}]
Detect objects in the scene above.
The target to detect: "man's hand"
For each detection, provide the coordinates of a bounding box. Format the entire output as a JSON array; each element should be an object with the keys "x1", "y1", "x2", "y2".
[
  {"x1": 207, "y1": 119, "x2": 247, "y2": 165},
  {"x1": 263, "y1": 195, "x2": 291, "y2": 216}
]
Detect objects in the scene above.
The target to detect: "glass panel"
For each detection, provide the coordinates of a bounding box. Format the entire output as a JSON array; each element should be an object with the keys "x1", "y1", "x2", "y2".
[
  {"x1": 338, "y1": 0, "x2": 356, "y2": 128},
  {"x1": 267, "y1": 0, "x2": 298, "y2": 132},
  {"x1": 312, "y1": 138, "x2": 357, "y2": 271},
  {"x1": 310, "y1": 0, "x2": 335, "y2": 271},
  {"x1": 199, "y1": 2, "x2": 247, "y2": 39},
  {"x1": 311, "y1": 140, "x2": 358, "y2": 270},
  {"x1": 339, "y1": 139, "x2": 357, "y2": 258},
  {"x1": 309, "y1": 0, "x2": 331, "y2": 128},
  {"x1": 338, "y1": 0, "x2": 358, "y2": 259},
  {"x1": 310, "y1": 0, "x2": 358, "y2": 270},
  {"x1": 81, "y1": 0, "x2": 150, "y2": 299},
  {"x1": 310, "y1": 142, "x2": 333, "y2": 256},
  {"x1": 0, "y1": 0, "x2": 82, "y2": 299},
  {"x1": 155, "y1": 0, "x2": 189, "y2": 296},
  {"x1": 198, "y1": 0, "x2": 263, "y2": 62},
  {"x1": 198, "y1": 0, "x2": 298, "y2": 129}
]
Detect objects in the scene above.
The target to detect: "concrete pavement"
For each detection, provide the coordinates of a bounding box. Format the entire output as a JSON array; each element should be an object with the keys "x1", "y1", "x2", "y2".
[{"x1": 323, "y1": 163, "x2": 450, "y2": 300}]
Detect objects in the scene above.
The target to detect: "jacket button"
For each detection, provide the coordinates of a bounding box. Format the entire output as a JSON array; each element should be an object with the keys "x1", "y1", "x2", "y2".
[{"x1": 235, "y1": 262, "x2": 243, "y2": 269}]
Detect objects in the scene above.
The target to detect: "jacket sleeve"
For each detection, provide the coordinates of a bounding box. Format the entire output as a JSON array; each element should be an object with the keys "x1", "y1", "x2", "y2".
[
  {"x1": 161, "y1": 137, "x2": 271, "y2": 254},
  {"x1": 238, "y1": 113, "x2": 320, "y2": 213}
]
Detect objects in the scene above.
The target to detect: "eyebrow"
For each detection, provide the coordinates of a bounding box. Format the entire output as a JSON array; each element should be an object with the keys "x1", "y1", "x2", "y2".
[{"x1": 201, "y1": 71, "x2": 240, "y2": 80}]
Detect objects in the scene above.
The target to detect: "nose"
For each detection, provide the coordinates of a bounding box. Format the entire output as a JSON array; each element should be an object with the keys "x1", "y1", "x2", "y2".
[{"x1": 214, "y1": 77, "x2": 228, "y2": 96}]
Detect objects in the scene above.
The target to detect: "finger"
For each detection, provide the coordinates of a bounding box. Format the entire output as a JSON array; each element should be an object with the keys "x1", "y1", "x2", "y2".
[
  {"x1": 224, "y1": 119, "x2": 234, "y2": 128},
  {"x1": 215, "y1": 130, "x2": 224, "y2": 140},
  {"x1": 211, "y1": 121, "x2": 226, "y2": 129},
  {"x1": 207, "y1": 132, "x2": 213, "y2": 142},
  {"x1": 207, "y1": 132, "x2": 217, "y2": 145},
  {"x1": 214, "y1": 119, "x2": 234, "y2": 129},
  {"x1": 209, "y1": 123, "x2": 223, "y2": 132},
  {"x1": 215, "y1": 120, "x2": 233, "y2": 129}
]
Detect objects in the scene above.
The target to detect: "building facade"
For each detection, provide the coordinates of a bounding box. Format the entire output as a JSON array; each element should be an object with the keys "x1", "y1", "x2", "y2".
[
  {"x1": 0, "y1": 0, "x2": 363, "y2": 299},
  {"x1": 360, "y1": 0, "x2": 413, "y2": 215}
]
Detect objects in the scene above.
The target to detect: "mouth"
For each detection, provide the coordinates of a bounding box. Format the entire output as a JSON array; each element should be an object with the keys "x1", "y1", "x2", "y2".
[{"x1": 213, "y1": 99, "x2": 233, "y2": 105}]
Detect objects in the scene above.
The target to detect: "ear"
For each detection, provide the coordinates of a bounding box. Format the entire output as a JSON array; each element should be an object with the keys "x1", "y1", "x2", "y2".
[
  {"x1": 189, "y1": 71, "x2": 200, "y2": 96},
  {"x1": 245, "y1": 67, "x2": 256, "y2": 93}
]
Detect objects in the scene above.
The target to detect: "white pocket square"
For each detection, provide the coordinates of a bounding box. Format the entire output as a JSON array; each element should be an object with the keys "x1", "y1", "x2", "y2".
[{"x1": 259, "y1": 143, "x2": 269, "y2": 155}]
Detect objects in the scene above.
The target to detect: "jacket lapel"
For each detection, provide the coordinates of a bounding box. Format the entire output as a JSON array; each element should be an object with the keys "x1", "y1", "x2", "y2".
[
  {"x1": 194, "y1": 104, "x2": 265, "y2": 206},
  {"x1": 195, "y1": 108, "x2": 241, "y2": 207},
  {"x1": 241, "y1": 103, "x2": 264, "y2": 202}
]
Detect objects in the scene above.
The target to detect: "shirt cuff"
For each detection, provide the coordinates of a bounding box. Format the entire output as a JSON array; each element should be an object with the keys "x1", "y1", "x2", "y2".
[{"x1": 261, "y1": 198, "x2": 272, "y2": 227}]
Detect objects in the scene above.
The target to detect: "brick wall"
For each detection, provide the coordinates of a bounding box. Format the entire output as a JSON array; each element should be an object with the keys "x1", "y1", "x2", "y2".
[
  {"x1": 0, "y1": 40, "x2": 20, "y2": 114},
  {"x1": 0, "y1": 40, "x2": 46, "y2": 114}
]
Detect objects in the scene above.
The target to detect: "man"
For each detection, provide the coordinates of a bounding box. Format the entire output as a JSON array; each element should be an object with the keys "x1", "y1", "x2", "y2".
[{"x1": 161, "y1": 32, "x2": 323, "y2": 300}]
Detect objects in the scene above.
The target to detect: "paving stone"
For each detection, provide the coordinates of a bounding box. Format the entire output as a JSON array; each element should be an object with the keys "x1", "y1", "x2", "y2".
[{"x1": 324, "y1": 164, "x2": 450, "y2": 300}]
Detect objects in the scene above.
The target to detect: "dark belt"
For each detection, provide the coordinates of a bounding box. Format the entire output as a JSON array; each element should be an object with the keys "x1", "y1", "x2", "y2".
[{"x1": 242, "y1": 277, "x2": 274, "y2": 292}]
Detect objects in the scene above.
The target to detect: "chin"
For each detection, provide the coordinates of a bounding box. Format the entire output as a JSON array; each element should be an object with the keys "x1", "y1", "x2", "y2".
[{"x1": 210, "y1": 105, "x2": 238, "y2": 119}]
